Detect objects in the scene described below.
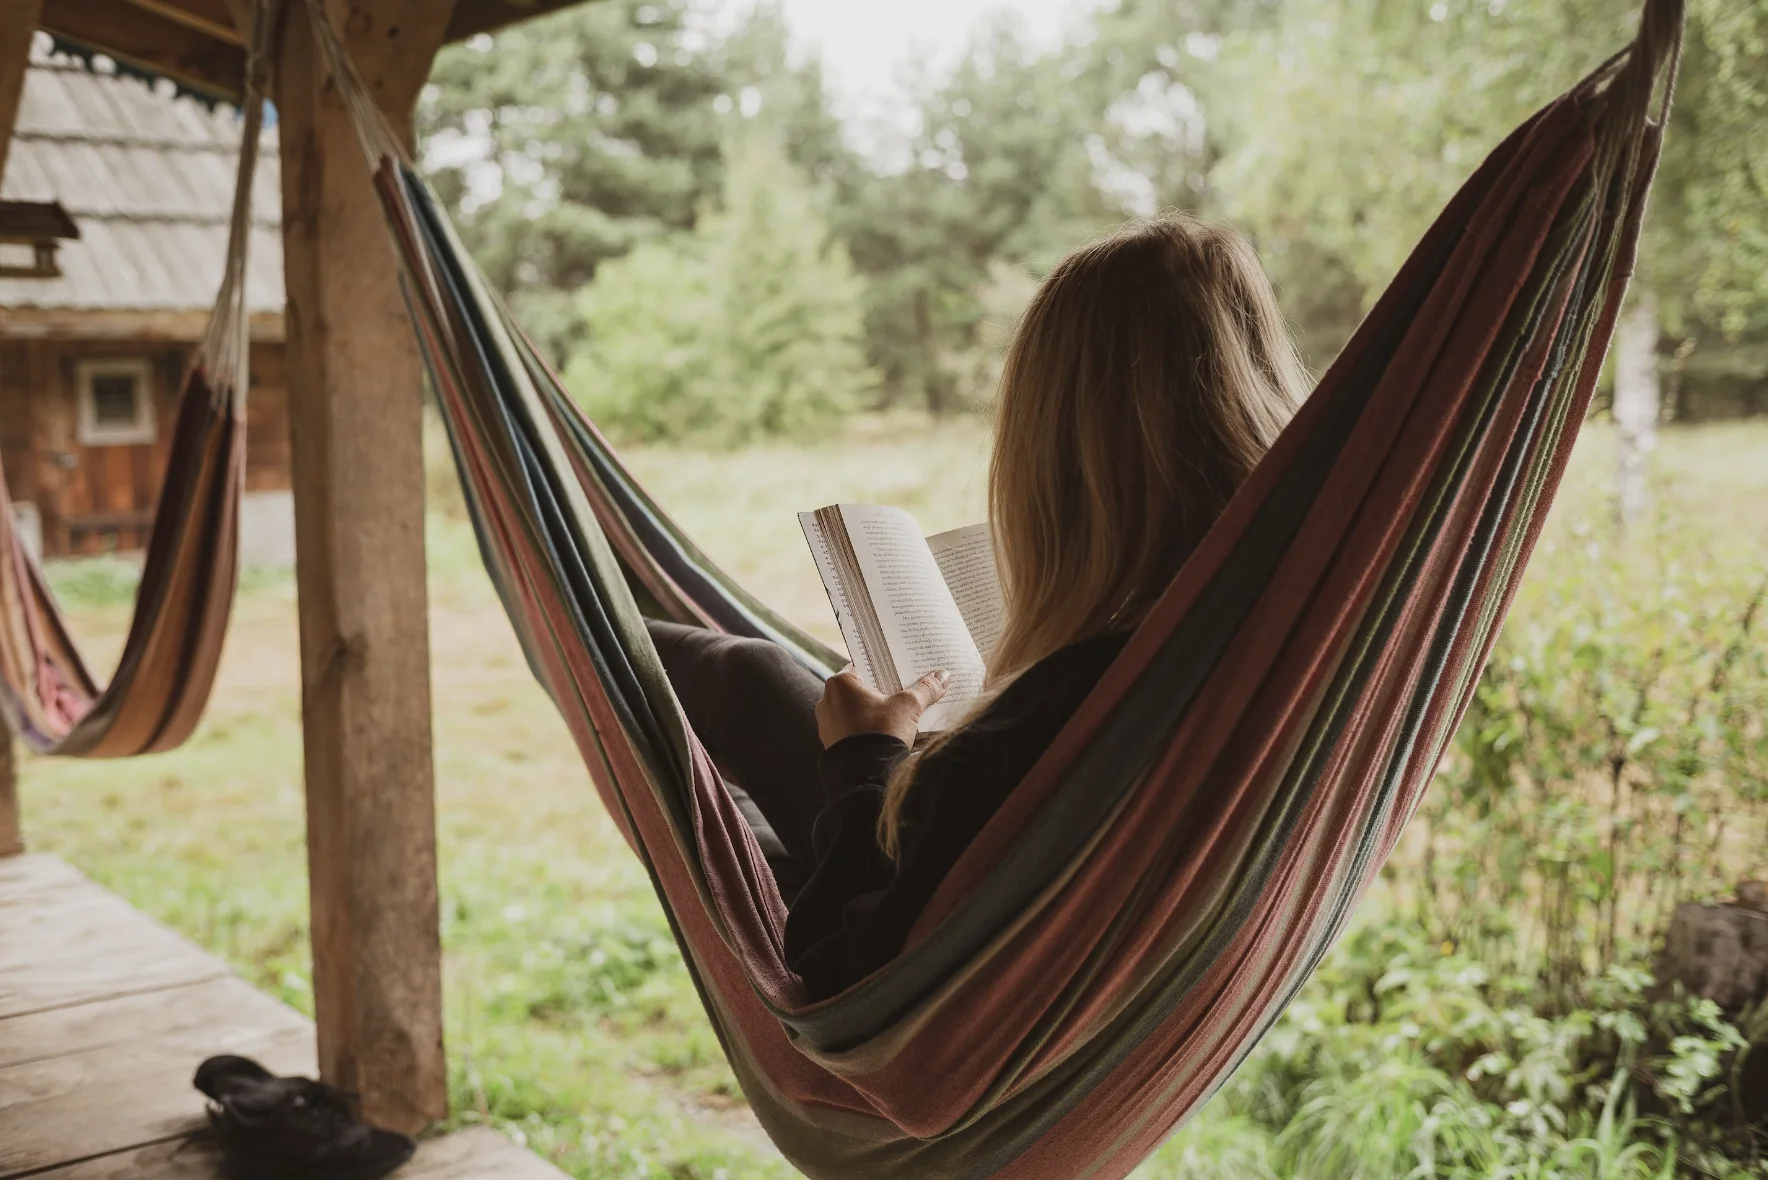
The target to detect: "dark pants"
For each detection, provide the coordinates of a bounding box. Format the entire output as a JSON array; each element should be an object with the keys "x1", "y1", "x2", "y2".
[{"x1": 647, "y1": 619, "x2": 826, "y2": 895}]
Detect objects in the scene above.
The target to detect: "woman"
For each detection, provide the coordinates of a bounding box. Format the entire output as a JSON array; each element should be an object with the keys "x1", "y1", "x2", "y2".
[{"x1": 649, "y1": 213, "x2": 1306, "y2": 1000}]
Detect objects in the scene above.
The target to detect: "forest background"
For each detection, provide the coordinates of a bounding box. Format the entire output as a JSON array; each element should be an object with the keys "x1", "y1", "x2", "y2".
[{"x1": 419, "y1": 0, "x2": 1767, "y2": 445}]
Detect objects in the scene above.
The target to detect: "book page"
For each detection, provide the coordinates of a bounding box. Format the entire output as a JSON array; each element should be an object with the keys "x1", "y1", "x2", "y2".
[
  {"x1": 836, "y1": 504, "x2": 985, "y2": 731},
  {"x1": 798, "y1": 510, "x2": 886, "y2": 690},
  {"x1": 820, "y1": 506, "x2": 899, "y2": 692},
  {"x1": 926, "y1": 523, "x2": 1003, "y2": 661}
]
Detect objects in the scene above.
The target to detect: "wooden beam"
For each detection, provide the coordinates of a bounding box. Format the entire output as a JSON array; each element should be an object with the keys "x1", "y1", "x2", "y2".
[
  {"x1": 40, "y1": 0, "x2": 245, "y2": 100},
  {"x1": 119, "y1": 0, "x2": 246, "y2": 45},
  {"x1": 0, "y1": 6, "x2": 37, "y2": 858},
  {"x1": 0, "y1": 0, "x2": 45, "y2": 184},
  {"x1": 274, "y1": 0, "x2": 455, "y2": 1137},
  {"x1": 0, "y1": 731, "x2": 20, "y2": 858},
  {"x1": 0, "y1": 307, "x2": 283, "y2": 342},
  {"x1": 444, "y1": 0, "x2": 585, "y2": 41}
]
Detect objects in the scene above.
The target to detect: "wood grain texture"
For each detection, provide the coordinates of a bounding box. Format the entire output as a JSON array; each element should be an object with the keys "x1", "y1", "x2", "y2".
[
  {"x1": 244, "y1": 342, "x2": 290, "y2": 490},
  {"x1": 0, "y1": 973, "x2": 305, "y2": 1070},
  {"x1": 2, "y1": 337, "x2": 292, "y2": 558},
  {"x1": 0, "y1": 308, "x2": 285, "y2": 342},
  {"x1": 0, "y1": 1016, "x2": 313, "y2": 1175},
  {"x1": 398, "y1": 1129, "x2": 577, "y2": 1180},
  {"x1": 0, "y1": 852, "x2": 85, "y2": 900},
  {"x1": 274, "y1": 0, "x2": 458, "y2": 1135},
  {"x1": 0, "y1": 731, "x2": 19, "y2": 858},
  {"x1": 25, "y1": 1127, "x2": 572, "y2": 1180},
  {"x1": 445, "y1": 0, "x2": 583, "y2": 40},
  {"x1": 0, "y1": 856, "x2": 304, "y2": 1177},
  {"x1": 0, "y1": 882, "x2": 226, "y2": 1019},
  {"x1": 0, "y1": 857, "x2": 566, "y2": 1179},
  {"x1": 20, "y1": 1135, "x2": 230, "y2": 1180},
  {"x1": 38, "y1": 0, "x2": 245, "y2": 100},
  {"x1": 0, "y1": 0, "x2": 44, "y2": 181},
  {"x1": 0, "y1": 343, "x2": 32, "y2": 502}
]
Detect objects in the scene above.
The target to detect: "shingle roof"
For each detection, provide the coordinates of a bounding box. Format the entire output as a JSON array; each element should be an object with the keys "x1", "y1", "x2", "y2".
[{"x1": 0, "y1": 43, "x2": 282, "y2": 318}]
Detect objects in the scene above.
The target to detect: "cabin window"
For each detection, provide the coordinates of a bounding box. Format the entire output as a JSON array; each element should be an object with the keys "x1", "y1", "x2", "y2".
[{"x1": 75, "y1": 359, "x2": 156, "y2": 446}]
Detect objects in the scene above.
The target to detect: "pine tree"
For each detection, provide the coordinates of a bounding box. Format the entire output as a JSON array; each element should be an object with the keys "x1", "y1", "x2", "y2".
[
  {"x1": 565, "y1": 124, "x2": 875, "y2": 444},
  {"x1": 421, "y1": 0, "x2": 726, "y2": 364}
]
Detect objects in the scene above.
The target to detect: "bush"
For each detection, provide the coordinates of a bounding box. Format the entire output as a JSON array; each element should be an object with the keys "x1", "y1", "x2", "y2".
[
  {"x1": 1137, "y1": 921, "x2": 1738, "y2": 1179},
  {"x1": 1417, "y1": 516, "x2": 1768, "y2": 1007}
]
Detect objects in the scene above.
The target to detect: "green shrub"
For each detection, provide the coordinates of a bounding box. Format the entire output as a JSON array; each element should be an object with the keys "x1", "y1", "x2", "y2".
[
  {"x1": 1417, "y1": 515, "x2": 1768, "y2": 1005},
  {"x1": 1138, "y1": 923, "x2": 1705, "y2": 1179}
]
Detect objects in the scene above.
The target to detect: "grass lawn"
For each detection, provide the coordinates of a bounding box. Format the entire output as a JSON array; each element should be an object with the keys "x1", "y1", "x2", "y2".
[{"x1": 17, "y1": 412, "x2": 1767, "y2": 1178}]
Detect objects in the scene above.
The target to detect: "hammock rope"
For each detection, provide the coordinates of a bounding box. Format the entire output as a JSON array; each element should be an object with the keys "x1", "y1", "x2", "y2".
[
  {"x1": 0, "y1": 3, "x2": 275, "y2": 758},
  {"x1": 304, "y1": 0, "x2": 1683, "y2": 1174}
]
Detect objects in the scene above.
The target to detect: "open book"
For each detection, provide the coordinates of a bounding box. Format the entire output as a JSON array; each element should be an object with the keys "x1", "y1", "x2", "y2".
[{"x1": 799, "y1": 504, "x2": 1003, "y2": 732}]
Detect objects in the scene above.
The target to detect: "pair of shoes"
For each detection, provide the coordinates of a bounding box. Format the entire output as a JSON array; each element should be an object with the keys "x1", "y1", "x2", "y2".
[{"x1": 194, "y1": 1055, "x2": 417, "y2": 1180}]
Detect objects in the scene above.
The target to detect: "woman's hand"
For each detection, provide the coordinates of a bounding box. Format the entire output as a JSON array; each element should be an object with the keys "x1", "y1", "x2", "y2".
[{"x1": 816, "y1": 668, "x2": 950, "y2": 747}]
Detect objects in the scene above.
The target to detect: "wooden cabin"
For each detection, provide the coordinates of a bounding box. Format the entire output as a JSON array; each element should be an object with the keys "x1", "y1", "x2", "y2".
[{"x1": 0, "y1": 41, "x2": 292, "y2": 564}]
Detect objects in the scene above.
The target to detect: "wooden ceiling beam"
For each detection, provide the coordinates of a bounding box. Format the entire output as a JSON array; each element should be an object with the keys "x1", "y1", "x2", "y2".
[
  {"x1": 40, "y1": 0, "x2": 246, "y2": 99},
  {"x1": 34, "y1": 0, "x2": 600, "y2": 107},
  {"x1": 118, "y1": 0, "x2": 245, "y2": 45},
  {"x1": 0, "y1": 0, "x2": 47, "y2": 181},
  {"x1": 444, "y1": 0, "x2": 589, "y2": 41}
]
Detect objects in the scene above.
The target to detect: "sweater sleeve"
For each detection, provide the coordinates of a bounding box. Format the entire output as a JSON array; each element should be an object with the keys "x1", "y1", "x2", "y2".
[
  {"x1": 783, "y1": 632, "x2": 1130, "y2": 1000},
  {"x1": 783, "y1": 733, "x2": 910, "y2": 998}
]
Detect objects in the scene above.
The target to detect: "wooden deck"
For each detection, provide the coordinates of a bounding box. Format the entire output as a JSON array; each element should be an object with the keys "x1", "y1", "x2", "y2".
[{"x1": 0, "y1": 854, "x2": 567, "y2": 1180}]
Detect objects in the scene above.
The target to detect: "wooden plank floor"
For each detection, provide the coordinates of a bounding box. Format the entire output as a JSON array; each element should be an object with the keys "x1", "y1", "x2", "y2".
[{"x1": 0, "y1": 854, "x2": 567, "y2": 1180}]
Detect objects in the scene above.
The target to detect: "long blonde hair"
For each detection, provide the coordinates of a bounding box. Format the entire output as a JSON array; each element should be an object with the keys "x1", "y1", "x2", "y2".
[{"x1": 878, "y1": 213, "x2": 1307, "y2": 858}]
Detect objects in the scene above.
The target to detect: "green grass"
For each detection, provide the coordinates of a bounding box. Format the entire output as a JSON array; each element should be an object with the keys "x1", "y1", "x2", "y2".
[{"x1": 16, "y1": 412, "x2": 1765, "y2": 1178}]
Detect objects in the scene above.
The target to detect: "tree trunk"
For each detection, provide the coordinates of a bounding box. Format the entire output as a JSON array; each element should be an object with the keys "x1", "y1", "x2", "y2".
[
  {"x1": 916, "y1": 289, "x2": 948, "y2": 417},
  {"x1": 1656, "y1": 899, "x2": 1768, "y2": 1014},
  {"x1": 1612, "y1": 291, "x2": 1660, "y2": 529},
  {"x1": 1654, "y1": 895, "x2": 1768, "y2": 1124}
]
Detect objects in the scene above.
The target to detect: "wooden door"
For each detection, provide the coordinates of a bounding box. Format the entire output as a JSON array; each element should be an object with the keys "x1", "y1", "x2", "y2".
[{"x1": 57, "y1": 347, "x2": 179, "y2": 556}]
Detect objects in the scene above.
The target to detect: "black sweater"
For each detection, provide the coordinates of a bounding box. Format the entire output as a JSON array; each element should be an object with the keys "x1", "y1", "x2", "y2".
[{"x1": 784, "y1": 632, "x2": 1129, "y2": 1001}]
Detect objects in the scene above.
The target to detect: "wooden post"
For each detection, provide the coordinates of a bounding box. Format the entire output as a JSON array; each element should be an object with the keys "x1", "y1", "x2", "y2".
[
  {"x1": 0, "y1": 731, "x2": 20, "y2": 858},
  {"x1": 0, "y1": 3, "x2": 39, "y2": 858},
  {"x1": 274, "y1": 0, "x2": 456, "y2": 1135},
  {"x1": 0, "y1": 0, "x2": 43, "y2": 181}
]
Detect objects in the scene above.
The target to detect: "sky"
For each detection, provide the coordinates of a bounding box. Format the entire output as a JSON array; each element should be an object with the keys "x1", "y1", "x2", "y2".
[
  {"x1": 711, "y1": 0, "x2": 1092, "y2": 123},
  {"x1": 432, "y1": 0, "x2": 1099, "y2": 201}
]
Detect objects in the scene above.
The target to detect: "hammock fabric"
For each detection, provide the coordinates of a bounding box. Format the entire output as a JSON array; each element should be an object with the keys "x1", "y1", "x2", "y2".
[
  {"x1": 0, "y1": 36, "x2": 269, "y2": 758},
  {"x1": 311, "y1": 0, "x2": 1682, "y2": 1173}
]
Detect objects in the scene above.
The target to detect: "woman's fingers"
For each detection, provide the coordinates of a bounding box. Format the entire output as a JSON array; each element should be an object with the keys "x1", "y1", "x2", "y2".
[
  {"x1": 816, "y1": 668, "x2": 949, "y2": 747},
  {"x1": 903, "y1": 668, "x2": 951, "y2": 713}
]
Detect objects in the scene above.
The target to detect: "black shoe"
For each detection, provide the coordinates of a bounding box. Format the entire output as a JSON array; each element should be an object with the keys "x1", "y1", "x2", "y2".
[
  {"x1": 195, "y1": 1057, "x2": 416, "y2": 1180},
  {"x1": 194, "y1": 1055, "x2": 279, "y2": 1101}
]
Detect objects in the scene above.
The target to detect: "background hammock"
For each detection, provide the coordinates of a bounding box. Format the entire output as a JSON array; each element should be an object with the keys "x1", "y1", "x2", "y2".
[
  {"x1": 0, "y1": 38, "x2": 268, "y2": 759},
  {"x1": 310, "y1": 0, "x2": 1682, "y2": 1174}
]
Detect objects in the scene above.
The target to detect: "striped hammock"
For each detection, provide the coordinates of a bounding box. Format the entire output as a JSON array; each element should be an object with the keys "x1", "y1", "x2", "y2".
[
  {"x1": 310, "y1": 0, "x2": 1683, "y2": 1173},
  {"x1": 0, "y1": 34, "x2": 269, "y2": 758}
]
